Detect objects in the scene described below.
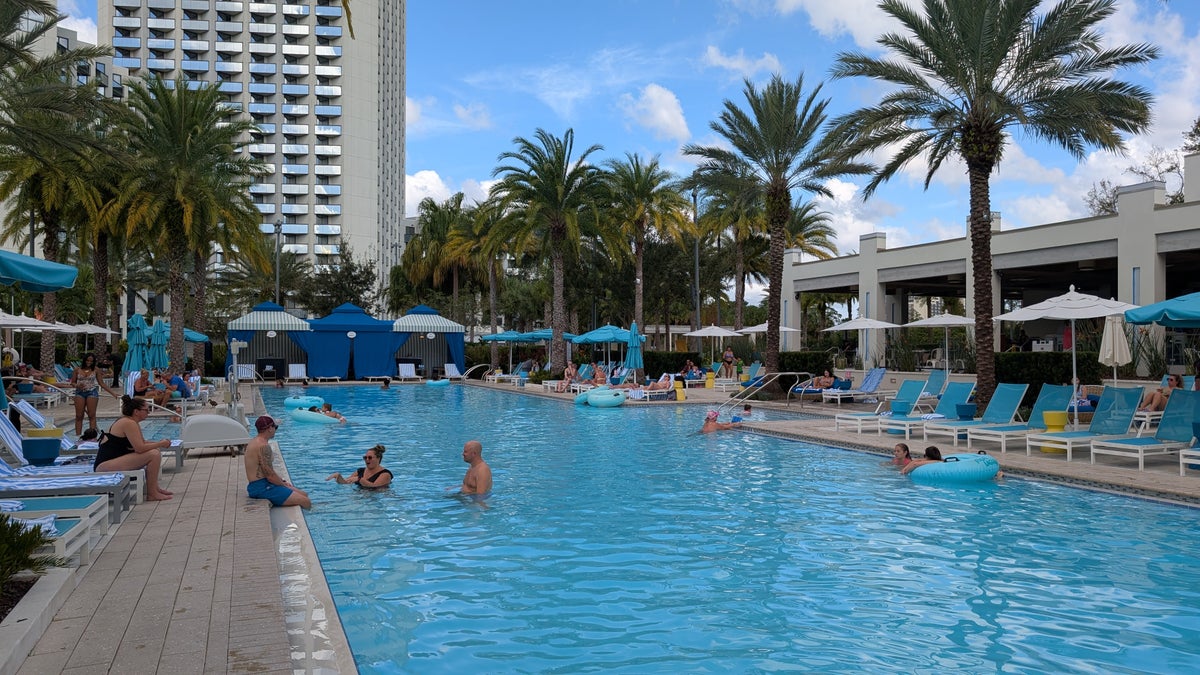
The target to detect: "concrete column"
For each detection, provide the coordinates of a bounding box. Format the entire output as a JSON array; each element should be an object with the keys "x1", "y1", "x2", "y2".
[{"x1": 858, "y1": 232, "x2": 888, "y2": 368}]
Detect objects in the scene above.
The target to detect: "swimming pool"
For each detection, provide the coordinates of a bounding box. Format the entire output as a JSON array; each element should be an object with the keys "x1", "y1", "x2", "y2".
[{"x1": 265, "y1": 385, "x2": 1200, "y2": 673}]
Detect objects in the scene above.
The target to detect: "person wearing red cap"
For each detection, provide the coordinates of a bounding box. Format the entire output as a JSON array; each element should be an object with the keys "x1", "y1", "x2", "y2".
[
  {"x1": 700, "y1": 410, "x2": 741, "y2": 434},
  {"x1": 244, "y1": 416, "x2": 311, "y2": 508}
]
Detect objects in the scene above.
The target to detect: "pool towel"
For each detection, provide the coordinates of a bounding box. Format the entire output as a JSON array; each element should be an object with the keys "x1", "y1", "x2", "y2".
[
  {"x1": 0, "y1": 499, "x2": 24, "y2": 512},
  {"x1": 921, "y1": 413, "x2": 947, "y2": 420},
  {"x1": 12, "y1": 513, "x2": 56, "y2": 535},
  {"x1": 0, "y1": 473, "x2": 126, "y2": 489}
]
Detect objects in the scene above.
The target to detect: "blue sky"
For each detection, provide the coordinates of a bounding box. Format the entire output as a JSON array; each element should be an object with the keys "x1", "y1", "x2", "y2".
[{"x1": 60, "y1": 0, "x2": 1200, "y2": 261}]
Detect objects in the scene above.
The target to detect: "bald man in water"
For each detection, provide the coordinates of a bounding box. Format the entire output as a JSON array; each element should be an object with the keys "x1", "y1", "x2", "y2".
[{"x1": 460, "y1": 440, "x2": 492, "y2": 495}]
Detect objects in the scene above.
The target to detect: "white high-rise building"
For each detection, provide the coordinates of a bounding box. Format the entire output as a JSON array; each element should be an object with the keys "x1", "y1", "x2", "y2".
[{"x1": 99, "y1": 0, "x2": 406, "y2": 277}]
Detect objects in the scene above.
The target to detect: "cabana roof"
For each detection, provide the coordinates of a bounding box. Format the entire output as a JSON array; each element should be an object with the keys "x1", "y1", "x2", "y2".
[
  {"x1": 393, "y1": 305, "x2": 465, "y2": 333},
  {"x1": 227, "y1": 301, "x2": 312, "y2": 332}
]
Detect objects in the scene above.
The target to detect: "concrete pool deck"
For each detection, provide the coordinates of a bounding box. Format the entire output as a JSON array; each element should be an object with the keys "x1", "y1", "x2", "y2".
[{"x1": 15, "y1": 378, "x2": 1200, "y2": 673}]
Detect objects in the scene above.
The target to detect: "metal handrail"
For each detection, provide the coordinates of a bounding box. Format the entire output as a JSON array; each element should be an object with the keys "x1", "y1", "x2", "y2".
[
  {"x1": 463, "y1": 364, "x2": 492, "y2": 380},
  {"x1": 716, "y1": 371, "x2": 812, "y2": 416}
]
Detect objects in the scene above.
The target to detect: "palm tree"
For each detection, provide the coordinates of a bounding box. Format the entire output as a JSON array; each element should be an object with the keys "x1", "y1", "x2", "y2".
[
  {"x1": 828, "y1": 0, "x2": 1156, "y2": 405},
  {"x1": 110, "y1": 76, "x2": 265, "y2": 370},
  {"x1": 402, "y1": 193, "x2": 476, "y2": 325},
  {"x1": 684, "y1": 74, "x2": 870, "y2": 384},
  {"x1": 491, "y1": 128, "x2": 605, "y2": 370},
  {"x1": 602, "y1": 153, "x2": 689, "y2": 327},
  {"x1": 448, "y1": 197, "x2": 508, "y2": 365}
]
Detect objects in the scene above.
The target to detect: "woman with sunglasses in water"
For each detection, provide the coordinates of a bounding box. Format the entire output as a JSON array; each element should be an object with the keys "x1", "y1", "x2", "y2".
[{"x1": 326, "y1": 444, "x2": 392, "y2": 488}]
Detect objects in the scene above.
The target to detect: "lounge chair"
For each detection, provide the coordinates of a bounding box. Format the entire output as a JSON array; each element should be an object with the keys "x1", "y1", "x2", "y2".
[
  {"x1": 396, "y1": 363, "x2": 423, "y2": 382},
  {"x1": 880, "y1": 381, "x2": 975, "y2": 440},
  {"x1": 10, "y1": 513, "x2": 93, "y2": 567},
  {"x1": 178, "y1": 415, "x2": 252, "y2": 468},
  {"x1": 822, "y1": 368, "x2": 889, "y2": 406},
  {"x1": 285, "y1": 363, "x2": 308, "y2": 383},
  {"x1": 922, "y1": 383, "x2": 1029, "y2": 447},
  {"x1": 445, "y1": 363, "x2": 465, "y2": 381},
  {"x1": 11, "y1": 399, "x2": 76, "y2": 453},
  {"x1": 9, "y1": 494, "x2": 110, "y2": 547},
  {"x1": 0, "y1": 472, "x2": 134, "y2": 525},
  {"x1": 834, "y1": 379, "x2": 927, "y2": 433},
  {"x1": 569, "y1": 364, "x2": 597, "y2": 394},
  {"x1": 1090, "y1": 389, "x2": 1200, "y2": 471},
  {"x1": 966, "y1": 384, "x2": 1075, "y2": 453},
  {"x1": 912, "y1": 369, "x2": 948, "y2": 413},
  {"x1": 1024, "y1": 386, "x2": 1144, "y2": 461}
]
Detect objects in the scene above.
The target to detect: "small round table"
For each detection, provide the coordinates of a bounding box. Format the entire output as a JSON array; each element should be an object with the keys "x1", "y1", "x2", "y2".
[{"x1": 1041, "y1": 411, "x2": 1069, "y2": 453}]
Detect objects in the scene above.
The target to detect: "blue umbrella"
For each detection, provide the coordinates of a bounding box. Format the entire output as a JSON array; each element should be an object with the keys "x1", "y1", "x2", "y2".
[
  {"x1": 571, "y1": 324, "x2": 631, "y2": 344},
  {"x1": 623, "y1": 321, "x2": 644, "y2": 382},
  {"x1": 147, "y1": 318, "x2": 170, "y2": 371},
  {"x1": 123, "y1": 314, "x2": 150, "y2": 376},
  {"x1": 1125, "y1": 291, "x2": 1200, "y2": 328},
  {"x1": 0, "y1": 249, "x2": 78, "y2": 293},
  {"x1": 480, "y1": 330, "x2": 531, "y2": 372},
  {"x1": 519, "y1": 328, "x2": 577, "y2": 341}
]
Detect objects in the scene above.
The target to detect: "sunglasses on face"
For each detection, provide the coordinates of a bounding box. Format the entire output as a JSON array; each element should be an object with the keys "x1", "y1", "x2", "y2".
[{"x1": 362, "y1": 455, "x2": 373, "y2": 460}]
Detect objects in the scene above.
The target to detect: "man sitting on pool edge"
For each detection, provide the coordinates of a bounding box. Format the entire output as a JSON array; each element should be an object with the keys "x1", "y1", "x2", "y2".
[
  {"x1": 245, "y1": 416, "x2": 312, "y2": 508},
  {"x1": 700, "y1": 410, "x2": 741, "y2": 434},
  {"x1": 460, "y1": 440, "x2": 492, "y2": 495}
]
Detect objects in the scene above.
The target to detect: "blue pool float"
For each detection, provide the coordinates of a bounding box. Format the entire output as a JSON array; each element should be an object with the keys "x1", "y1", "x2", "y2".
[
  {"x1": 289, "y1": 408, "x2": 341, "y2": 424},
  {"x1": 283, "y1": 395, "x2": 324, "y2": 409},
  {"x1": 574, "y1": 391, "x2": 591, "y2": 405},
  {"x1": 910, "y1": 453, "x2": 999, "y2": 483},
  {"x1": 586, "y1": 388, "x2": 627, "y2": 408},
  {"x1": 426, "y1": 379, "x2": 450, "y2": 387}
]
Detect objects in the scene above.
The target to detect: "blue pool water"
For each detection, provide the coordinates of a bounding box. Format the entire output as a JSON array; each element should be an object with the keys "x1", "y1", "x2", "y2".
[{"x1": 263, "y1": 386, "x2": 1200, "y2": 673}]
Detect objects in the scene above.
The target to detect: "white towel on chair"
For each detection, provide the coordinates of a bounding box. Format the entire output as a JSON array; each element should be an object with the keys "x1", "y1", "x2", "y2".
[
  {"x1": 921, "y1": 413, "x2": 946, "y2": 420},
  {"x1": 0, "y1": 499, "x2": 24, "y2": 512},
  {"x1": 13, "y1": 513, "x2": 56, "y2": 535}
]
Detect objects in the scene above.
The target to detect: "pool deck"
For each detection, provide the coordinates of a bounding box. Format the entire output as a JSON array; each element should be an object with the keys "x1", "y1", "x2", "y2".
[{"x1": 15, "y1": 378, "x2": 1200, "y2": 673}]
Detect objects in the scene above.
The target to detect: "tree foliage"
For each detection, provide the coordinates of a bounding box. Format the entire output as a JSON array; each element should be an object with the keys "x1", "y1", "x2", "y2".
[{"x1": 294, "y1": 240, "x2": 378, "y2": 316}]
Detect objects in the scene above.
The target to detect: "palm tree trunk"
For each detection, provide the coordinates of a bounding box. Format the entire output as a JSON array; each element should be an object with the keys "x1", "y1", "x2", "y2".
[
  {"x1": 550, "y1": 248, "x2": 566, "y2": 371},
  {"x1": 168, "y1": 257, "x2": 187, "y2": 371},
  {"x1": 763, "y1": 186, "x2": 789, "y2": 392},
  {"x1": 38, "y1": 214, "x2": 60, "y2": 374},
  {"x1": 634, "y1": 225, "x2": 645, "y2": 326},
  {"x1": 967, "y1": 163, "x2": 996, "y2": 409},
  {"x1": 452, "y1": 267, "x2": 460, "y2": 325},
  {"x1": 734, "y1": 242, "x2": 746, "y2": 330},
  {"x1": 92, "y1": 231, "x2": 109, "y2": 355},
  {"x1": 488, "y1": 258, "x2": 498, "y2": 366},
  {"x1": 192, "y1": 250, "x2": 208, "y2": 372}
]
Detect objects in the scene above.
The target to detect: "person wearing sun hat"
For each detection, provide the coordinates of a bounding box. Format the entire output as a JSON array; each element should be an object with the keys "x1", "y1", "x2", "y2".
[
  {"x1": 700, "y1": 409, "x2": 741, "y2": 434},
  {"x1": 243, "y1": 415, "x2": 311, "y2": 508}
]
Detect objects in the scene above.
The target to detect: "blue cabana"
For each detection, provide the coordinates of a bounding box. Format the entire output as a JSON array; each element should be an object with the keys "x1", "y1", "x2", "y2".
[
  {"x1": 290, "y1": 303, "x2": 404, "y2": 379},
  {"x1": 392, "y1": 305, "x2": 466, "y2": 375}
]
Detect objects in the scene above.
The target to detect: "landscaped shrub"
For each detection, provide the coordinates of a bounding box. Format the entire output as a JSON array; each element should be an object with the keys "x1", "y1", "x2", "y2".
[
  {"x1": 644, "y1": 351, "x2": 701, "y2": 379},
  {"x1": 995, "y1": 351, "x2": 1106, "y2": 407},
  {"x1": 0, "y1": 514, "x2": 65, "y2": 592}
]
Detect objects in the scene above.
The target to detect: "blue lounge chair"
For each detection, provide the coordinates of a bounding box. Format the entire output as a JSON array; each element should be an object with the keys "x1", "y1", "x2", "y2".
[
  {"x1": 880, "y1": 381, "x2": 975, "y2": 440},
  {"x1": 922, "y1": 383, "x2": 1030, "y2": 447},
  {"x1": 913, "y1": 369, "x2": 948, "y2": 413},
  {"x1": 966, "y1": 384, "x2": 1075, "y2": 454},
  {"x1": 0, "y1": 413, "x2": 149, "y2": 502},
  {"x1": 1090, "y1": 389, "x2": 1200, "y2": 471},
  {"x1": 1024, "y1": 386, "x2": 1144, "y2": 461},
  {"x1": 12, "y1": 399, "x2": 76, "y2": 452},
  {"x1": 834, "y1": 379, "x2": 926, "y2": 433},
  {"x1": 822, "y1": 368, "x2": 889, "y2": 406},
  {"x1": 10, "y1": 513, "x2": 92, "y2": 566},
  {"x1": 0, "y1": 472, "x2": 133, "y2": 524}
]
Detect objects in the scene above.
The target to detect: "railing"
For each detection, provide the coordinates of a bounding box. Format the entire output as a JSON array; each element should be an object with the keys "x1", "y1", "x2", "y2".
[
  {"x1": 463, "y1": 364, "x2": 492, "y2": 380},
  {"x1": 716, "y1": 371, "x2": 812, "y2": 417}
]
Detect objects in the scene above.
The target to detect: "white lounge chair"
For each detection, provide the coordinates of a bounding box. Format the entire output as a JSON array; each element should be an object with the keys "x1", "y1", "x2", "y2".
[
  {"x1": 11, "y1": 513, "x2": 93, "y2": 567},
  {"x1": 1091, "y1": 389, "x2": 1200, "y2": 471},
  {"x1": 445, "y1": 363, "x2": 465, "y2": 381},
  {"x1": 880, "y1": 381, "x2": 975, "y2": 440},
  {"x1": 10, "y1": 494, "x2": 110, "y2": 547},
  {"x1": 966, "y1": 384, "x2": 1075, "y2": 453},
  {"x1": 834, "y1": 379, "x2": 926, "y2": 433},
  {"x1": 396, "y1": 363, "x2": 423, "y2": 382},
  {"x1": 822, "y1": 368, "x2": 890, "y2": 407},
  {"x1": 1024, "y1": 386, "x2": 1144, "y2": 461},
  {"x1": 0, "y1": 472, "x2": 134, "y2": 525},
  {"x1": 285, "y1": 363, "x2": 308, "y2": 383},
  {"x1": 922, "y1": 383, "x2": 1028, "y2": 447}
]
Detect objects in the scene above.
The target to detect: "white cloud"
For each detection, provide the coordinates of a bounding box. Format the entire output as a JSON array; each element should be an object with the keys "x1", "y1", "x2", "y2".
[
  {"x1": 617, "y1": 84, "x2": 690, "y2": 142},
  {"x1": 1008, "y1": 194, "x2": 1075, "y2": 229},
  {"x1": 406, "y1": 96, "x2": 425, "y2": 132},
  {"x1": 404, "y1": 172, "x2": 498, "y2": 217},
  {"x1": 811, "y1": 177, "x2": 904, "y2": 254},
  {"x1": 701, "y1": 46, "x2": 781, "y2": 78},
  {"x1": 773, "y1": 0, "x2": 899, "y2": 50},
  {"x1": 453, "y1": 102, "x2": 492, "y2": 130},
  {"x1": 57, "y1": 0, "x2": 96, "y2": 44}
]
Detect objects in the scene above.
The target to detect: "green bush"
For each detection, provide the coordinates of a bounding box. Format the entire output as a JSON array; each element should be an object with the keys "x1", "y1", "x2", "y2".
[
  {"x1": 644, "y1": 351, "x2": 701, "y2": 379},
  {"x1": 995, "y1": 351, "x2": 1105, "y2": 407},
  {"x1": 0, "y1": 515, "x2": 65, "y2": 592},
  {"x1": 775, "y1": 352, "x2": 837, "y2": 391}
]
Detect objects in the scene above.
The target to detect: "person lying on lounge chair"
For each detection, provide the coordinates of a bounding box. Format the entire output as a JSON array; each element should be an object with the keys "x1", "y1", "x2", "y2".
[
  {"x1": 798, "y1": 369, "x2": 836, "y2": 390},
  {"x1": 590, "y1": 365, "x2": 607, "y2": 387},
  {"x1": 556, "y1": 362, "x2": 579, "y2": 393},
  {"x1": 1139, "y1": 374, "x2": 1182, "y2": 412}
]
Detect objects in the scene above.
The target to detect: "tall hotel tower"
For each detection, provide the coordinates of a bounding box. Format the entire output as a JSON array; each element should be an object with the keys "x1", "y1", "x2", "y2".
[{"x1": 99, "y1": 0, "x2": 406, "y2": 277}]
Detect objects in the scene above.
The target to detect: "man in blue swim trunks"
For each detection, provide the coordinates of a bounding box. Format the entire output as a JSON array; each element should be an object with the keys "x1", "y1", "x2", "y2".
[{"x1": 244, "y1": 416, "x2": 311, "y2": 508}]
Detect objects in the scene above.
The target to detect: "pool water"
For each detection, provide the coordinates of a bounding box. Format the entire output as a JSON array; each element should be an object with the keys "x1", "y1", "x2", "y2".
[{"x1": 264, "y1": 386, "x2": 1200, "y2": 673}]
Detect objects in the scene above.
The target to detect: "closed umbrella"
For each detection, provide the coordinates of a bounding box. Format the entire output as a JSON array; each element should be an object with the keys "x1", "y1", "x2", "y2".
[
  {"x1": 623, "y1": 321, "x2": 644, "y2": 383},
  {"x1": 147, "y1": 319, "x2": 170, "y2": 371},
  {"x1": 995, "y1": 286, "x2": 1138, "y2": 426},
  {"x1": 822, "y1": 317, "x2": 900, "y2": 369},
  {"x1": 123, "y1": 314, "x2": 150, "y2": 376},
  {"x1": 1099, "y1": 314, "x2": 1133, "y2": 385}
]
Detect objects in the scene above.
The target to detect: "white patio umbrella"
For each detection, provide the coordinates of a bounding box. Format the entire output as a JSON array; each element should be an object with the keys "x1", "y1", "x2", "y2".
[
  {"x1": 903, "y1": 313, "x2": 974, "y2": 378},
  {"x1": 1098, "y1": 314, "x2": 1133, "y2": 385},
  {"x1": 994, "y1": 285, "x2": 1138, "y2": 426},
  {"x1": 738, "y1": 322, "x2": 801, "y2": 334},
  {"x1": 683, "y1": 325, "x2": 744, "y2": 363},
  {"x1": 822, "y1": 317, "x2": 899, "y2": 369}
]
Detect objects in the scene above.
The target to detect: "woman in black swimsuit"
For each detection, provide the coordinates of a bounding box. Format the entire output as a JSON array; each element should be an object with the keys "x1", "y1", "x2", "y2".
[
  {"x1": 326, "y1": 444, "x2": 393, "y2": 488},
  {"x1": 94, "y1": 395, "x2": 174, "y2": 501}
]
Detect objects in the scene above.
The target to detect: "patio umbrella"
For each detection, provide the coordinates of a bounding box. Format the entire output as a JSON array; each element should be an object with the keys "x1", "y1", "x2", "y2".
[
  {"x1": 480, "y1": 330, "x2": 529, "y2": 372},
  {"x1": 573, "y1": 324, "x2": 635, "y2": 365},
  {"x1": 822, "y1": 317, "x2": 900, "y2": 369},
  {"x1": 123, "y1": 314, "x2": 149, "y2": 375},
  {"x1": 147, "y1": 318, "x2": 170, "y2": 371},
  {"x1": 902, "y1": 313, "x2": 974, "y2": 378},
  {"x1": 683, "y1": 325, "x2": 743, "y2": 363},
  {"x1": 0, "y1": 249, "x2": 78, "y2": 293},
  {"x1": 738, "y1": 322, "x2": 800, "y2": 334},
  {"x1": 1099, "y1": 314, "x2": 1133, "y2": 385},
  {"x1": 994, "y1": 285, "x2": 1138, "y2": 427},
  {"x1": 623, "y1": 321, "x2": 644, "y2": 382},
  {"x1": 1124, "y1": 291, "x2": 1200, "y2": 328}
]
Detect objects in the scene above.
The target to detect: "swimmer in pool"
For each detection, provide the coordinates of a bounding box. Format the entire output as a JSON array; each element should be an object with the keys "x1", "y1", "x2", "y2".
[
  {"x1": 459, "y1": 440, "x2": 492, "y2": 495},
  {"x1": 890, "y1": 443, "x2": 912, "y2": 468},
  {"x1": 901, "y1": 446, "x2": 943, "y2": 474},
  {"x1": 700, "y1": 410, "x2": 740, "y2": 434},
  {"x1": 327, "y1": 444, "x2": 392, "y2": 488}
]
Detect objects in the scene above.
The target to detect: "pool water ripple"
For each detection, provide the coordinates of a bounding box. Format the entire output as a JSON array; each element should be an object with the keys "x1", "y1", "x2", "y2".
[{"x1": 266, "y1": 386, "x2": 1200, "y2": 673}]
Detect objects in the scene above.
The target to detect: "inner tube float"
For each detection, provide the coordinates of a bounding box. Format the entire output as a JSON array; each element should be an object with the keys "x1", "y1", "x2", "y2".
[
  {"x1": 283, "y1": 395, "x2": 324, "y2": 409},
  {"x1": 289, "y1": 408, "x2": 340, "y2": 424},
  {"x1": 574, "y1": 391, "x2": 590, "y2": 405},
  {"x1": 586, "y1": 388, "x2": 627, "y2": 408},
  {"x1": 910, "y1": 453, "x2": 999, "y2": 483},
  {"x1": 426, "y1": 379, "x2": 450, "y2": 387}
]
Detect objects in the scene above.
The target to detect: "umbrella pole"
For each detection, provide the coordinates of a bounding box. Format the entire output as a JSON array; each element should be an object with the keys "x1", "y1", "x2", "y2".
[
  {"x1": 944, "y1": 327, "x2": 950, "y2": 378},
  {"x1": 1071, "y1": 318, "x2": 1079, "y2": 428}
]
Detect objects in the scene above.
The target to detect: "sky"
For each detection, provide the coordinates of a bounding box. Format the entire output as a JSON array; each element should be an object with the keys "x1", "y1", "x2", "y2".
[{"x1": 59, "y1": 0, "x2": 1200, "y2": 300}]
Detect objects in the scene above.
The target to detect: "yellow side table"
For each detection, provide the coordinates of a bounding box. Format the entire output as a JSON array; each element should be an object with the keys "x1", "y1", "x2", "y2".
[
  {"x1": 705, "y1": 372, "x2": 714, "y2": 389},
  {"x1": 1040, "y1": 410, "x2": 1069, "y2": 453},
  {"x1": 674, "y1": 379, "x2": 686, "y2": 401}
]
